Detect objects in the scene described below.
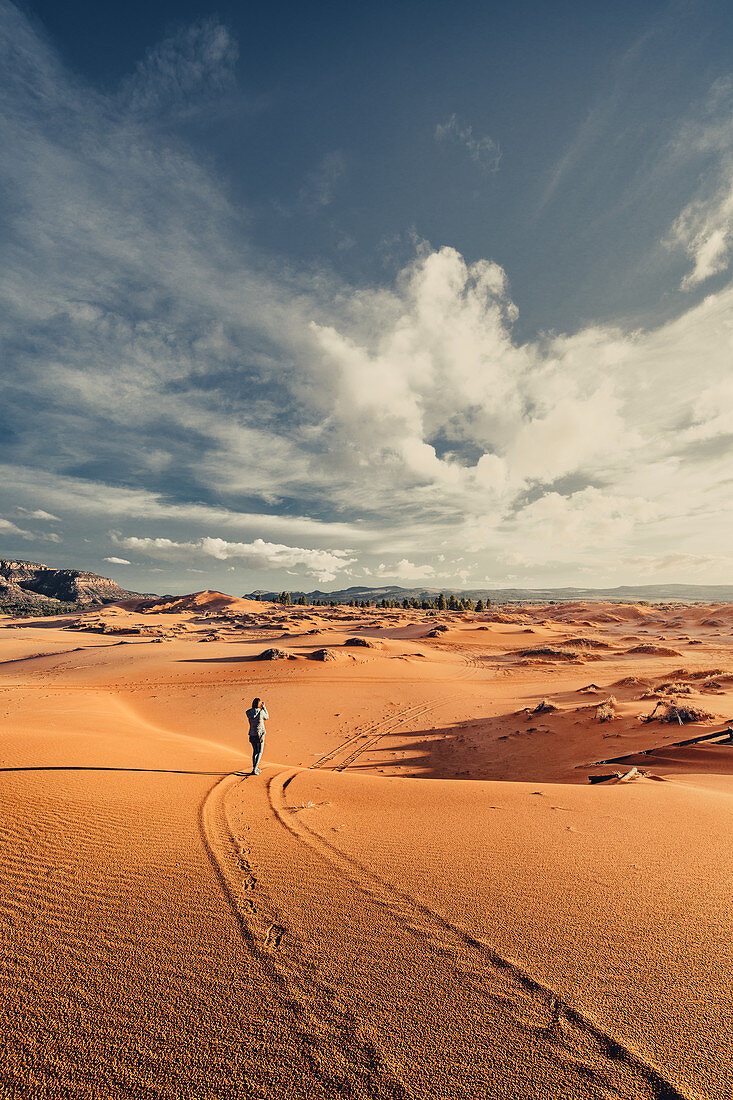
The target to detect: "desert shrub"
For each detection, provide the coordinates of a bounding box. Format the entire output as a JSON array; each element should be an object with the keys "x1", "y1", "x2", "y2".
[
  {"x1": 532, "y1": 699, "x2": 557, "y2": 714},
  {"x1": 643, "y1": 701, "x2": 714, "y2": 724},
  {"x1": 311, "y1": 648, "x2": 336, "y2": 661},
  {"x1": 595, "y1": 699, "x2": 616, "y2": 722},
  {"x1": 259, "y1": 648, "x2": 289, "y2": 660},
  {"x1": 518, "y1": 646, "x2": 581, "y2": 661},
  {"x1": 627, "y1": 644, "x2": 681, "y2": 657}
]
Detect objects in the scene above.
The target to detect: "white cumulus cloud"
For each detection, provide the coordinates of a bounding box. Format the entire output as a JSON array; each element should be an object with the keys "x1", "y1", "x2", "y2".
[
  {"x1": 374, "y1": 559, "x2": 436, "y2": 582},
  {"x1": 114, "y1": 534, "x2": 356, "y2": 583}
]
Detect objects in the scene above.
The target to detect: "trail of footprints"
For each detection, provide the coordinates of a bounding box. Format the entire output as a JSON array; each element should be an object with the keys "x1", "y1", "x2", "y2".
[{"x1": 200, "y1": 774, "x2": 411, "y2": 1099}]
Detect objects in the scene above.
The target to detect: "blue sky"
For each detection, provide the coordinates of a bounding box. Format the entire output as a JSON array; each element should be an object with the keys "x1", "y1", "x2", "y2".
[{"x1": 1, "y1": 0, "x2": 732, "y2": 593}]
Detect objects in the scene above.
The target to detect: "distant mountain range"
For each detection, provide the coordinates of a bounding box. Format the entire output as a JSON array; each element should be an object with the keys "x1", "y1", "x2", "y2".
[
  {"x1": 247, "y1": 583, "x2": 733, "y2": 604},
  {"x1": 0, "y1": 559, "x2": 148, "y2": 613},
  {"x1": 2, "y1": 559, "x2": 731, "y2": 617}
]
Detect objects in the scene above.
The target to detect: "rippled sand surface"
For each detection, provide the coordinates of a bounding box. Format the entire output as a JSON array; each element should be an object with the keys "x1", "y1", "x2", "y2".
[{"x1": 1, "y1": 595, "x2": 732, "y2": 1098}]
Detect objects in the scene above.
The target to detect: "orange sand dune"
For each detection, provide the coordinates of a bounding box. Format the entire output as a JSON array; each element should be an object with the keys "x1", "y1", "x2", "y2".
[
  {"x1": 1, "y1": 599, "x2": 732, "y2": 1097},
  {"x1": 123, "y1": 588, "x2": 273, "y2": 615}
]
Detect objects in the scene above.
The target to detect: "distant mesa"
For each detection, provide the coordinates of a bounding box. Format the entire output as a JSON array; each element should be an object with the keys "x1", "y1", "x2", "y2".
[{"x1": 0, "y1": 558, "x2": 150, "y2": 615}]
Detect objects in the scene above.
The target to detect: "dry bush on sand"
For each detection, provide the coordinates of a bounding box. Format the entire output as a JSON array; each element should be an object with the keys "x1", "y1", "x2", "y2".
[
  {"x1": 517, "y1": 646, "x2": 582, "y2": 661},
  {"x1": 532, "y1": 699, "x2": 557, "y2": 714},
  {"x1": 595, "y1": 699, "x2": 616, "y2": 722},
  {"x1": 642, "y1": 702, "x2": 714, "y2": 724},
  {"x1": 627, "y1": 644, "x2": 681, "y2": 657}
]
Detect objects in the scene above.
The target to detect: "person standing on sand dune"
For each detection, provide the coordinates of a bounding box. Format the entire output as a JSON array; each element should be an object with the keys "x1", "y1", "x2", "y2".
[{"x1": 246, "y1": 697, "x2": 268, "y2": 775}]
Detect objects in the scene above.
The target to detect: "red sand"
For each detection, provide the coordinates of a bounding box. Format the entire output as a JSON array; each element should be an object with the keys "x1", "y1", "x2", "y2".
[{"x1": 1, "y1": 597, "x2": 732, "y2": 1097}]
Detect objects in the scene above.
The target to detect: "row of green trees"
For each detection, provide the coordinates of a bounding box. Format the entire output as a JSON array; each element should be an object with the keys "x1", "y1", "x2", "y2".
[
  {"x1": 377, "y1": 595, "x2": 490, "y2": 611},
  {"x1": 274, "y1": 592, "x2": 308, "y2": 605},
  {"x1": 271, "y1": 591, "x2": 491, "y2": 612}
]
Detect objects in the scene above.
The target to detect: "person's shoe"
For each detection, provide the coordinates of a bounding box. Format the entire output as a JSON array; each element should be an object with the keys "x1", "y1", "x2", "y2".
[{"x1": 254, "y1": 767, "x2": 261, "y2": 775}]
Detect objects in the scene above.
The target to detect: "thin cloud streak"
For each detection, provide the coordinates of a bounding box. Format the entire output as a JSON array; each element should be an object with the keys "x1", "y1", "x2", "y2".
[{"x1": 434, "y1": 114, "x2": 501, "y2": 173}]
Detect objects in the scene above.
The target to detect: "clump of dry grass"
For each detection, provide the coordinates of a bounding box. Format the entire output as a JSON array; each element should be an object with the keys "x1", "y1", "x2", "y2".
[
  {"x1": 518, "y1": 646, "x2": 581, "y2": 661},
  {"x1": 614, "y1": 676, "x2": 650, "y2": 688},
  {"x1": 311, "y1": 648, "x2": 336, "y2": 661},
  {"x1": 627, "y1": 644, "x2": 681, "y2": 657},
  {"x1": 595, "y1": 697, "x2": 617, "y2": 722},
  {"x1": 560, "y1": 637, "x2": 611, "y2": 649},
  {"x1": 675, "y1": 667, "x2": 726, "y2": 680},
  {"x1": 532, "y1": 698, "x2": 557, "y2": 714},
  {"x1": 642, "y1": 701, "x2": 714, "y2": 724},
  {"x1": 655, "y1": 682, "x2": 694, "y2": 695}
]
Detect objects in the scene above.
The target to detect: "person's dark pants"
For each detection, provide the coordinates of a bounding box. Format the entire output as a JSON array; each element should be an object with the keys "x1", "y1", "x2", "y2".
[{"x1": 249, "y1": 735, "x2": 264, "y2": 773}]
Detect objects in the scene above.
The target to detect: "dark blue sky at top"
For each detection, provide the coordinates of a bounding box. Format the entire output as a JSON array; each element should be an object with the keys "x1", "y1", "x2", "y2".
[{"x1": 20, "y1": 0, "x2": 733, "y2": 339}]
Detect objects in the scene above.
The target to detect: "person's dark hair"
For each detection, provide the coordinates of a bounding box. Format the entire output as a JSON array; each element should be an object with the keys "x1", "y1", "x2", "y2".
[{"x1": 252, "y1": 697, "x2": 261, "y2": 709}]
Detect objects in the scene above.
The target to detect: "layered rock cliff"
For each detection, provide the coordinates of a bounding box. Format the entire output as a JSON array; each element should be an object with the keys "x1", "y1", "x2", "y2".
[{"x1": 0, "y1": 559, "x2": 147, "y2": 610}]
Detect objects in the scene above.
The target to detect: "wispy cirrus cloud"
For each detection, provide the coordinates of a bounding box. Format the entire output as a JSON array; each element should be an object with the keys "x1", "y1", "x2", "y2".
[
  {"x1": 668, "y1": 80, "x2": 733, "y2": 288},
  {"x1": 434, "y1": 114, "x2": 501, "y2": 172},
  {"x1": 121, "y1": 19, "x2": 239, "y2": 119},
  {"x1": 299, "y1": 151, "x2": 347, "y2": 210},
  {"x1": 16, "y1": 507, "x2": 60, "y2": 521}
]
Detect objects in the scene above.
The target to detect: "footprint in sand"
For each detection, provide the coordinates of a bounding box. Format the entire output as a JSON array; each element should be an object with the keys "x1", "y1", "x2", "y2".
[{"x1": 264, "y1": 923, "x2": 286, "y2": 951}]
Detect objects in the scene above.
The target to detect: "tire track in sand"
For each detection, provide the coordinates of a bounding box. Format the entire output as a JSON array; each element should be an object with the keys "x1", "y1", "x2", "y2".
[
  {"x1": 310, "y1": 702, "x2": 443, "y2": 772},
  {"x1": 264, "y1": 769, "x2": 693, "y2": 1100},
  {"x1": 310, "y1": 656, "x2": 479, "y2": 773}
]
